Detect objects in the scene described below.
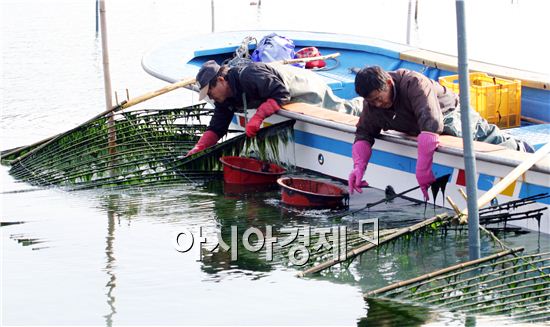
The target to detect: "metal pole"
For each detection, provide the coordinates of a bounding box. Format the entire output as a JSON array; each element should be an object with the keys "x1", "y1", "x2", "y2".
[
  {"x1": 456, "y1": 0, "x2": 480, "y2": 260},
  {"x1": 99, "y1": 0, "x2": 117, "y2": 164},
  {"x1": 211, "y1": 0, "x2": 215, "y2": 33}
]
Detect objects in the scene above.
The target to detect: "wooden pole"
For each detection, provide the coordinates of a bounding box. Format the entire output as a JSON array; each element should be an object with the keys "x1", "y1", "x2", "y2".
[
  {"x1": 4, "y1": 51, "x2": 340, "y2": 161},
  {"x1": 99, "y1": 0, "x2": 116, "y2": 167},
  {"x1": 363, "y1": 248, "x2": 522, "y2": 298},
  {"x1": 95, "y1": 0, "x2": 99, "y2": 36},
  {"x1": 298, "y1": 213, "x2": 451, "y2": 277},
  {"x1": 99, "y1": 0, "x2": 113, "y2": 111},
  {"x1": 277, "y1": 53, "x2": 341, "y2": 65},
  {"x1": 398, "y1": 251, "x2": 548, "y2": 300},
  {"x1": 458, "y1": 188, "x2": 468, "y2": 201},
  {"x1": 9, "y1": 78, "x2": 197, "y2": 164},
  {"x1": 460, "y1": 142, "x2": 550, "y2": 223},
  {"x1": 406, "y1": 0, "x2": 413, "y2": 44},
  {"x1": 211, "y1": 0, "x2": 215, "y2": 33},
  {"x1": 446, "y1": 196, "x2": 461, "y2": 215}
]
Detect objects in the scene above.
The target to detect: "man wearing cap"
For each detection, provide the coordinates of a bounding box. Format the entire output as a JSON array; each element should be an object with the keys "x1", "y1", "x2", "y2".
[{"x1": 186, "y1": 60, "x2": 362, "y2": 156}]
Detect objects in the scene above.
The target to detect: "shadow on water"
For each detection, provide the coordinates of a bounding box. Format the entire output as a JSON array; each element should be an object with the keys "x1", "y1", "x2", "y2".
[{"x1": 359, "y1": 298, "x2": 433, "y2": 326}]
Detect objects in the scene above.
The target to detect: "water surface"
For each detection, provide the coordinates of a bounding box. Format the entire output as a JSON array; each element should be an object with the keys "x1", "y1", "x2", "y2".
[{"x1": 2, "y1": 0, "x2": 548, "y2": 325}]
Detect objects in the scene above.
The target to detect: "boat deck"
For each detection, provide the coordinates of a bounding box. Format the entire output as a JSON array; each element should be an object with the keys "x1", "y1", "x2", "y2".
[{"x1": 507, "y1": 124, "x2": 550, "y2": 151}]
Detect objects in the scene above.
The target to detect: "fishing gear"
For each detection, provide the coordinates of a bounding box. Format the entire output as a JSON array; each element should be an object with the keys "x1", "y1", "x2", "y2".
[{"x1": 329, "y1": 174, "x2": 451, "y2": 220}]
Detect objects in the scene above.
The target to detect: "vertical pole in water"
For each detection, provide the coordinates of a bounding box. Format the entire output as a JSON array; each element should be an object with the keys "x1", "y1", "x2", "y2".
[
  {"x1": 406, "y1": 0, "x2": 413, "y2": 44},
  {"x1": 95, "y1": 0, "x2": 99, "y2": 36},
  {"x1": 211, "y1": 0, "x2": 215, "y2": 33},
  {"x1": 99, "y1": 0, "x2": 117, "y2": 167},
  {"x1": 456, "y1": 0, "x2": 480, "y2": 260},
  {"x1": 99, "y1": 0, "x2": 113, "y2": 111}
]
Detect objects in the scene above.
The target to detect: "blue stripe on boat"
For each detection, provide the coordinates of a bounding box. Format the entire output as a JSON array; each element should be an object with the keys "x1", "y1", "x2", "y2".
[
  {"x1": 294, "y1": 130, "x2": 454, "y2": 178},
  {"x1": 519, "y1": 183, "x2": 550, "y2": 205},
  {"x1": 478, "y1": 173, "x2": 496, "y2": 191},
  {"x1": 294, "y1": 130, "x2": 350, "y2": 157}
]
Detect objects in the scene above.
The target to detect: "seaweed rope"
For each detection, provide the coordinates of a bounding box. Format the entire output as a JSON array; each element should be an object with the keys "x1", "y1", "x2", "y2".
[
  {"x1": 363, "y1": 249, "x2": 550, "y2": 322},
  {"x1": 300, "y1": 145, "x2": 550, "y2": 276},
  {"x1": 6, "y1": 104, "x2": 295, "y2": 190},
  {"x1": 459, "y1": 191, "x2": 549, "y2": 277},
  {"x1": 117, "y1": 107, "x2": 202, "y2": 185},
  {"x1": 299, "y1": 191, "x2": 548, "y2": 277},
  {"x1": 6, "y1": 105, "x2": 214, "y2": 189}
]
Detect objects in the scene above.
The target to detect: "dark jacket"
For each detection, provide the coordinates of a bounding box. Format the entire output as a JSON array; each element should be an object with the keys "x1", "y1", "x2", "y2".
[
  {"x1": 207, "y1": 62, "x2": 291, "y2": 138},
  {"x1": 355, "y1": 69, "x2": 459, "y2": 146}
]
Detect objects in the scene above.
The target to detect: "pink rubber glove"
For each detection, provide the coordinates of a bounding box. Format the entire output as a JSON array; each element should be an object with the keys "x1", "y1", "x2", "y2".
[
  {"x1": 348, "y1": 140, "x2": 372, "y2": 194},
  {"x1": 416, "y1": 132, "x2": 439, "y2": 201},
  {"x1": 186, "y1": 130, "x2": 219, "y2": 157},
  {"x1": 245, "y1": 99, "x2": 281, "y2": 137}
]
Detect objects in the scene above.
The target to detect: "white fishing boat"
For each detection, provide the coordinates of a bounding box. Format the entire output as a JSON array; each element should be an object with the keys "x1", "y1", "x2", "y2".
[{"x1": 142, "y1": 30, "x2": 550, "y2": 234}]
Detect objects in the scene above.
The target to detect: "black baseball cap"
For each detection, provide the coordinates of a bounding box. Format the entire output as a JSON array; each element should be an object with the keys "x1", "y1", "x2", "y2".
[{"x1": 196, "y1": 60, "x2": 221, "y2": 100}]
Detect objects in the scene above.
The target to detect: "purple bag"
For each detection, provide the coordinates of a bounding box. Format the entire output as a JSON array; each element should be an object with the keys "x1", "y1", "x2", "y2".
[{"x1": 251, "y1": 33, "x2": 303, "y2": 67}]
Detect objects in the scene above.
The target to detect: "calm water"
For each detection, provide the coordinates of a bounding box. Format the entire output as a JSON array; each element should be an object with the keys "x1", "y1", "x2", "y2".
[{"x1": 2, "y1": 0, "x2": 549, "y2": 325}]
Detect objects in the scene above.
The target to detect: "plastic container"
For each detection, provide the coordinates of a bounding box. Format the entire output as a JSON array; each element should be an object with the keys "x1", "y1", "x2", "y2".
[
  {"x1": 219, "y1": 156, "x2": 286, "y2": 185},
  {"x1": 439, "y1": 72, "x2": 521, "y2": 128},
  {"x1": 277, "y1": 177, "x2": 349, "y2": 209}
]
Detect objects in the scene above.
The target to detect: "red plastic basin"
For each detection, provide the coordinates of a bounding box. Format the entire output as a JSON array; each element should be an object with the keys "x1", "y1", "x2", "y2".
[
  {"x1": 277, "y1": 177, "x2": 349, "y2": 209},
  {"x1": 219, "y1": 156, "x2": 286, "y2": 185}
]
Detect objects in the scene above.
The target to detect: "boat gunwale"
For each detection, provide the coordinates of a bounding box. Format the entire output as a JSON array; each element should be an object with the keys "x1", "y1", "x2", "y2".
[
  {"x1": 276, "y1": 109, "x2": 550, "y2": 175},
  {"x1": 142, "y1": 30, "x2": 550, "y2": 91}
]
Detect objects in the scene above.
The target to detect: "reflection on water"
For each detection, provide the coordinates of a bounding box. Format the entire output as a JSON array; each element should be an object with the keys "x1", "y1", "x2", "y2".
[
  {"x1": 360, "y1": 299, "x2": 434, "y2": 326},
  {"x1": 9, "y1": 233, "x2": 48, "y2": 251},
  {"x1": 104, "y1": 205, "x2": 117, "y2": 326},
  {"x1": 3, "y1": 167, "x2": 550, "y2": 325},
  {"x1": 3, "y1": 0, "x2": 549, "y2": 324}
]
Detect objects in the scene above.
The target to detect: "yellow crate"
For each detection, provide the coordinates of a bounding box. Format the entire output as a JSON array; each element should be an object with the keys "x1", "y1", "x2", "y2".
[{"x1": 439, "y1": 73, "x2": 522, "y2": 128}]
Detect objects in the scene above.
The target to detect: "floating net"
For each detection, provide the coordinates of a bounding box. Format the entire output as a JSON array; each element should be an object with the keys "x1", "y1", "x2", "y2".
[
  {"x1": 298, "y1": 193, "x2": 548, "y2": 276},
  {"x1": 365, "y1": 249, "x2": 550, "y2": 323},
  {"x1": 2, "y1": 104, "x2": 295, "y2": 190},
  {"x1": 293, "y1": 193, "x2": 549, "y2": 323}
]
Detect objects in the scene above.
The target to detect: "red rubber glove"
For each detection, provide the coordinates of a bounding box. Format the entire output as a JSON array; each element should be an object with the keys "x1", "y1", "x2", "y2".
[
  {"x1": 416, "y1": 132, "x2": 439, "y2": 201},
  {"x1": 348, "y1": 140, "x2": 372, "y2": 194},
  {"x1": 185, "y1": 130, "x2": 219, "y2": 157},
  {"x1": 245, "y1": 99, "x2": 280, "y2": 137}
]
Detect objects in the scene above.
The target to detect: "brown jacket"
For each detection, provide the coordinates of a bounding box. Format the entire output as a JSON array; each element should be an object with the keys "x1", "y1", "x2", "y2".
[{"x1": 355, "y1": 69, "x2": 459, "y2": 146}]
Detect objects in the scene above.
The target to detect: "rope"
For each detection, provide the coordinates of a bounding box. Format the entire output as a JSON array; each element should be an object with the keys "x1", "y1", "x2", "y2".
[{"x1": 223, "y1": 36, "x2": 256, "y2": 68}]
